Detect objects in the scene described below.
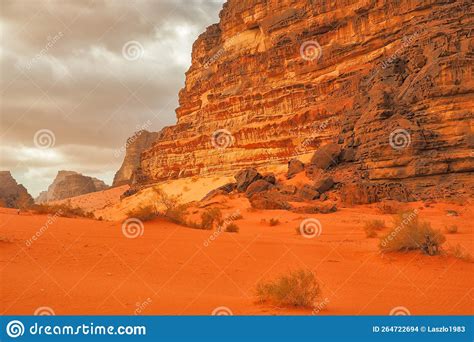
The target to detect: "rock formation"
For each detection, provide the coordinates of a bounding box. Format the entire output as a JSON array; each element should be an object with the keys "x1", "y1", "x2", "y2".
[
  {"x1": 113, "y1": 130, "x2": 160, "y2": 186},
  {"x1": 0, "y1": 171, "x2": 34, "y2": 208},
  {"x1": 137, "y1": 0, "x2": 472, "y2": 200},
  {"x1": 36, "y1": 171, "x2": 109, "y2": 203}
]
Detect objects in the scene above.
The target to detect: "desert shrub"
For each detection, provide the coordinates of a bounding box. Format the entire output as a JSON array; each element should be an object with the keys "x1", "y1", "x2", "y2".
[
  {"x1": 445, "y1": 225, "x2": 458, "y2": 234},
  {"x1": 225, "y1": 223, "x2": 239, "y2": 233},
  {"x1": 379, "y1": 212, "x2": 446, "y2": 256},
  {"x1": 127, "y1": 205, "x2": 157, "y2": 222},
  {"x1": 377, "y1": 201, "x2": 406, "y2": 214},
  {"x1": 449, "y1": 244, "x2": 473, "y2": 262},
  {"x1": 364, "y1": 219, "x2": 385, "y2": 238},
  {"x1": 256, "y1": 269, "x2": 321, "y2": 308},
  {"x1": 30, "y1": 204, "x2": 94, "y2": 219},
  {"x1": 153, "y1": 188, "x2": 188, "y2": 225},
  {"x1": 164, "y1": 204, "x2": 188, "y2": 225},
  {"x1": 200, "y1": 208, "x2": 223, "y2": 229},
  {"x1": 269, "y1": 218, "x2": 280, "y2": 226}
]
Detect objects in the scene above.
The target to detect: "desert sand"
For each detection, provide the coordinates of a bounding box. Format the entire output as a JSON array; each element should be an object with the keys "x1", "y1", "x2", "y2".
[{"x1": 1, "y1": 192, "x2": 472, "y2": 315}]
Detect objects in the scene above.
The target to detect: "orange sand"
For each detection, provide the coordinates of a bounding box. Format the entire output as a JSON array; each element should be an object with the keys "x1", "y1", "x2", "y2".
[{"x1": 0, "y1": 200, "x2": 472, "y2": 315}]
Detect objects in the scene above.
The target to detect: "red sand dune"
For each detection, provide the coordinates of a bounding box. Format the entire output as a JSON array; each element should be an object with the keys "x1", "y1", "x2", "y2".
[{"x1": 1, "y1": 199, "x2": 472, "y2": 315}]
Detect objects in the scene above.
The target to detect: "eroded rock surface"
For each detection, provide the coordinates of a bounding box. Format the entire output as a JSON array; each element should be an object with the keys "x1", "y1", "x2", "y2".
[
  {"x1": 137, "y1": 0, "x2": 473, "y2": 200},
  {"x1": 36, "y1": 171, "x2": 109, "y2": 203},
  {"x1": 0, "y1": 171, "x2": 33, "y2": 208}
]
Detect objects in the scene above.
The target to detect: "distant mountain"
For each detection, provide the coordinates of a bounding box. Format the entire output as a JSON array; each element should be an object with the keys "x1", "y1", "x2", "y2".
[
  {"x1": 0, "y1": 171, "x2": 34, "y2": 208},
  {"x1": 36, "y1": 170, "x2": 109, "y2": 203}
]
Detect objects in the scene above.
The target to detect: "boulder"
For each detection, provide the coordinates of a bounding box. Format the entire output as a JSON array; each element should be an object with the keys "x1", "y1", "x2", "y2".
[
  {"x1": 262, "y1": 173, "x2": 277, "y2": 185},
  {"x1": 296, "y1": 184, "x2": 320, "y2": 201},
  {"x1": 313, "y1": 177, "x2": 335, "y2": 194},
  {"x1": 201, "y1": 182, "x2": 236, "y2": 201},
  {"x1": 287, "y1": 159, "x2": 305, "y2": 179},
  {"x1": 340, "y1": 148, "x2": 356, "y2": 162},
  {"x1": 293, "y1": 202, "x2": 337, "y2": 214},
  {"x1": 310, "y1": 143, "x2": 341, "y2": 170},
  {"x1": 278, "y1": 184, "x2": 297, "y2": 195},
  {"x1": 249, "y1": 190, "x2": 292, "y2": 210},
  {"x1": 245, "y1": 180, "x2": 274, "y2": 197},
  {"x1": 235, "y1": 168, "x2": 262, "y2": 192}
]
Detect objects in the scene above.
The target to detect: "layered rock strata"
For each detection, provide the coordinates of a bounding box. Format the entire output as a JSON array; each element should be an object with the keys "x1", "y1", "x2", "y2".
[{"x1": 138, "y1": 0, "x2": 473, "y2": 199}]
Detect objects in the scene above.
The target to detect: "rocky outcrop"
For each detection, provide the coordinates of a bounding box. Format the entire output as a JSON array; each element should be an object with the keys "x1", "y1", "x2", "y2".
[
  {"x1": 113, "y1": 130, "x2": 160, "y2": 186},
  {"x1": 36, "y1": 171, "x2": 109, "y2": 203},
  {"x1": 137, "y1": 0, "x2": 473, "y2": 200},
  {"x1": 0, "y1": 171, "x2": 34, "y2": 208}
]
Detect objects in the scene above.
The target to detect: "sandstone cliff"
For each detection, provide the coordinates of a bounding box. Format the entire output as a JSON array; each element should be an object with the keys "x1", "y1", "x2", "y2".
[
  {"x1": 138, "y1": 0, "x2": 473, "y2": 199},
  {"x1": 36, "y1": 171, "x2": 109, "y2": 203},
  {"x1": 0, "y1": 171, "x2": 34, "y2": 208},
  {"x1": 113, "y1": 130, "x2": 160, "y2": 186}
]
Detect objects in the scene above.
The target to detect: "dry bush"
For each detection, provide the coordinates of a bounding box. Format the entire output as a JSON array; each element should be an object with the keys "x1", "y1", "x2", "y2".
[
  {"x1": 449, "y1": 244, "x2": 473, "y2": 262},
  {"x1": 30, "y1": 204, "x2": 94, "y2": 219},
  {"x1": 377, "y1": 201, "x2": 406, "y2": 214},
  {"x1": 200, "y1": 208, "x2": 223, "y2": 230},
  {"x1": 153, "y1": 188, "x2": 188, "y2": 225},
  {"x1": 363, "y1": 219, "x2": 385, "y2": 238},
  {"x1": 127, "y1": 205, "x2": 157, "y2": 222},
  {"x1": 379, "y1": 212, "x2": 446, "y2": 256},
  {"x1": 445, "y1": 225, "x2": 458, "y2": 234},
  {"x1": 256, "y1": 269, "x2": 321, "y2": 308},
  {"x1": 225, "y1": 223, "x2": 239, "y2": 233},
  {"x1": 269, "y1": 218, "x2": 280, "y2": 226}
]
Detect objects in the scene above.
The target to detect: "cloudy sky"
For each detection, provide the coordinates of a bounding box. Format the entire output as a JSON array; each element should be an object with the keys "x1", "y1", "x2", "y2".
[{"x1": 0, "y1": 0, "x2": 224, "y2": 196}]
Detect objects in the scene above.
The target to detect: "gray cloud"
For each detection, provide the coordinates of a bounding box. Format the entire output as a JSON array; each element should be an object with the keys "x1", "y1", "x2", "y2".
[{"x1": 0, "y1": 0, "x2": 224, "y2": 196}]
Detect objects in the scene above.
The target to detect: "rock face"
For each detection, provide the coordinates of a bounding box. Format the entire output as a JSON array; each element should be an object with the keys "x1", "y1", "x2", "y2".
[
  {"x1": 113, "y1": 130, "x2": 161, "y2": 186},
  {"x1": 36, "y1": 171, "x2": 109, "y2": 203},
  {"x1": 138, "y1": 0, "x2": 473, "y2": 200},
  {"x1": 0, "y1": 171, "x2": 34, "y2": 208}
]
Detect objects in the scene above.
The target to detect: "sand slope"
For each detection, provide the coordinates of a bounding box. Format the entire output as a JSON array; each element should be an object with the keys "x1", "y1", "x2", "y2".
[{"x1": 1, "y1": 200, "x2": 472, "y2": 315}]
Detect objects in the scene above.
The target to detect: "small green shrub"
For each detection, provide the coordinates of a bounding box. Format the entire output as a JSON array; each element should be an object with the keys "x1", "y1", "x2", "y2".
[
  {"x1": 256, "y1": 269, "x2": 321, "y2": 308},
  {"x1": 379, "y1": 212, "x2": 446, "y2": 256}
]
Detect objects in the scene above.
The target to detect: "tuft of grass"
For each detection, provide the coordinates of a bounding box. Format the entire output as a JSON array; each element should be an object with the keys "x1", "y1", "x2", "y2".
[
  {"x1": 379, "y1": 212, "x2": 446, "y2": 256},
  {"x1": 225, "y1": 223, "x2": 239, "y2": 233},
  {"x1": 449, "y1": 244, "x2": 473, "y2": 262},
  {"x1": 445, "y1": 225, "x2": 458, "y2": 234},
  {"x1": 269, "y1": 218, "x2": 280, "y2": 226},
  {"x1": 200, "y1": 208, "x2": 223, "y2": 230},
  {"x1": 256, "y1": 269, "x2": 321, "y2": 308},
  {"x1": 363, "y1": 219, "x2": 385, "y2": 238},
  {"x1": 127, "y1": 205, "x2": 157, "y2": 222}
]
